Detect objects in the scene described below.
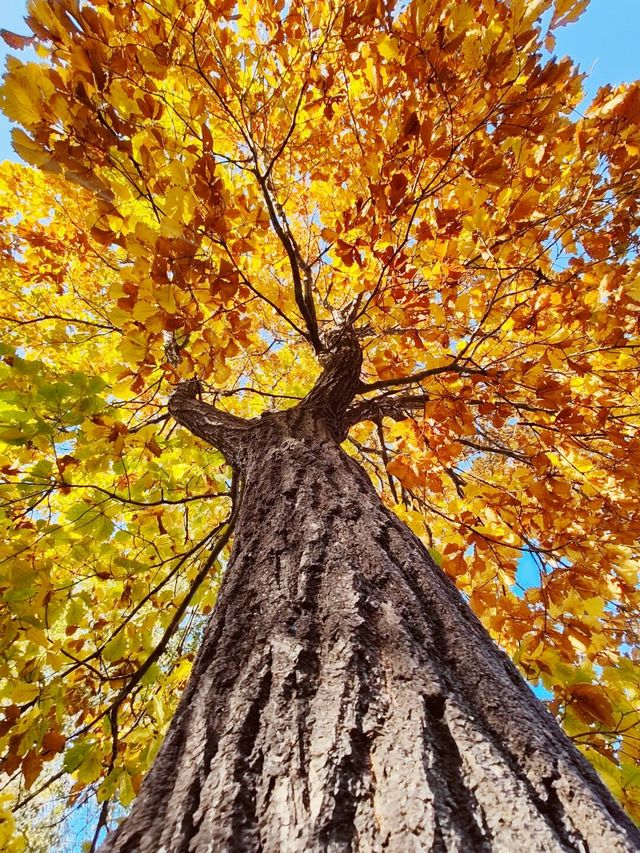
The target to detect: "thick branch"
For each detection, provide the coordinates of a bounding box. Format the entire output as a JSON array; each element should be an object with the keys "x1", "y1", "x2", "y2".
[
  {"x1": 169, "y1": 331, "x2": 362, "y2": 451},
  {"x1": 299, "y1": 327, "x2": 363, "y2": 440},
  {"x1": 168, "y1": 379, "x2": 250, "y2": 461},
  {"x1": 345, "y1": 393, "x2": 423, "y2": 427}
]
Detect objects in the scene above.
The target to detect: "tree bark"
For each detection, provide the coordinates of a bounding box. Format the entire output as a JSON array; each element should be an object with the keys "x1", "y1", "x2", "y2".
[{"x1": 100, "y1": 339, "x2": 640, "y2": 853}]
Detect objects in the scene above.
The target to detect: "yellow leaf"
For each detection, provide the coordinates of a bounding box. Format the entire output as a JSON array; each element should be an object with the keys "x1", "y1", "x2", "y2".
[
  {"x1": 377, "y1": 34, "x2": 398, "y2": 61},
  {"x1": 0, "y1": 62, "x2": 54, "y2": 127},
  {"x1": 10, "y1": 682, "x2": 40, "y2": 704}
]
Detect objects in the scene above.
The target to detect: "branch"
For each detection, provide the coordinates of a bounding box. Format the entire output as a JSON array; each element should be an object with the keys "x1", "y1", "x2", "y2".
[
  {"x1": 345, "y1": 392, "x2": 428, "y2": 426},
  {"x1": 48, "y1": 481, "x2": 228, "y2": 508},
  {"x1": 70, "y1": 482, "x2": 241, "y2": 746},
  {"x1": 0, "y1": 313, "x2": 118, "y2": 332},
  {"x1": 254, "y1": 170, "x2": 322, "y2": 352},
  {"x1": 106, "y1": 485, "x2": 239, "y2": 715},
  {"x1": 13, "y1": 769, "x2": 65, "y2": 812},
  {"x1": 299, "y1": 326, "x2": 363, "y2": 439},
  {"x1": 458, "y1": 437, "x2": 531, "y2": 464},
  {"x1": 168, "y1": 379, "x2": 250, "y2": 462},
  {"x1": 360, "y1": 361, "x2": 489, "y2": 393},
  {"x1": 375, "y1": 417, "x2": 399, "y2": 503},
  {"x1": 61, "y1": 523, "x2": 227, "y2": 676},
  {"x1": 218, "y1": 236, "x2": 308, "y2": 338}
]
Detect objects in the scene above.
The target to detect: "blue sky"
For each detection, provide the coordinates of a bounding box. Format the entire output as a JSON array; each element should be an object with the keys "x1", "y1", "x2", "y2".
[{"x1": 0, "y1": 0, "x2": 639, "y2": 162}]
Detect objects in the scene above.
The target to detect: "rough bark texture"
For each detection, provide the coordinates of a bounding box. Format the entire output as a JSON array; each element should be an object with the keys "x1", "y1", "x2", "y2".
[{"x1": 100, "y1": 335, "x2": 640, "y2": 853}]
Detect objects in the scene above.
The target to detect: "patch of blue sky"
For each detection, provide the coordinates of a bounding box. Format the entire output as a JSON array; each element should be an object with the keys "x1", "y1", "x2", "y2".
[
  {"x1": 513, "y1": 548, "x2": 574, "y2": 600},
  {"x1": 514, "y1": 548, "x2": 541, "y2": 596},
  {"x1": 545, "y1": 0, "x2": 640, "y2": 107},
  {"x1": 55, "y1": 438, "x2": 75, "y2": 455},
  {"x1": 532, "y1": 680, "x2": 553, "y2": 701}
]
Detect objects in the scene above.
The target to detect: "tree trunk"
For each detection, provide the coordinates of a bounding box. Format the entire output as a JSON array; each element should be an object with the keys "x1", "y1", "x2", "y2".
[{"x1": 100, "y1": 419, "x2": 640, "y2": 852}]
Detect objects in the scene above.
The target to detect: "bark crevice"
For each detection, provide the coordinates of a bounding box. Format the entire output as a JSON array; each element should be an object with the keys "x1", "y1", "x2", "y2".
[{"x1": 229, "y1": 655, "x2": 274, "y2": 851}]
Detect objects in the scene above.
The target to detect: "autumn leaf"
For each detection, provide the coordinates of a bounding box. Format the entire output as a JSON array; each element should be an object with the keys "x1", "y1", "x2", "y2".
[
  {"x1": 21, "y1": 751, "x2": 43, "y2": 790},
  {"x1": 0, "y1": 30, "x2": 35, "y2": 50},
  {"x1": 567, "y1": 683, "x2": 617, "y2": 729},
  {"x1": 41, "y1": 731, "x2": 66, "y2": 756}
]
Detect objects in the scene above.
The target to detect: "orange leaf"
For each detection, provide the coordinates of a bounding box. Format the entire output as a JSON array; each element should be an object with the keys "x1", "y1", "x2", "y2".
[
  {"x1": 42, "y1": 731, "x2": 67, "y2": 755},
  {"x1": 389, "y1": 173, "x2": 408, "y2": 209},
  {"x1": 0, "y1": 30, "x2": 35, "y2": 50},
  {"x1": 22, "y1": 750, "x2": 44, "y2": 789},
  {"x1": 567, "y1": 683, "x2": 616, "y2": 729},
  {"x1": 387, "y1": 457, "x2": 419, "y2": 490}
]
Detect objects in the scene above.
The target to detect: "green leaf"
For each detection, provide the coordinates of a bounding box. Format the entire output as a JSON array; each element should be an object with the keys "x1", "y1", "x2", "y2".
[
  {"x1": 63, "y1": 740, "x2": 91, "y2": 773},
  {"x1": 103, "y1": 630, "x2": 127, "y2": 663}
]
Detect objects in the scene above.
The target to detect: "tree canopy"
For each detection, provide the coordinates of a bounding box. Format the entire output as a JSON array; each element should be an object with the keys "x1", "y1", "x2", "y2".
[{"x1": 0, "y1": 0, "x2": 639, "y2": 846}]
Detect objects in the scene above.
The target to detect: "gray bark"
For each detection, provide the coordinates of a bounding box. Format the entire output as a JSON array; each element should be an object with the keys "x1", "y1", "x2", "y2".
[{"x1": 100, "y1": 333, "x2": 640, "y2": 853}]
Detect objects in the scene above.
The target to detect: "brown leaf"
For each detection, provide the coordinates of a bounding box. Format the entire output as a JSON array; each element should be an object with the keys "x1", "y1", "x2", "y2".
[
  {"x1": 0, "y1": 30, "x2": 35, "y2": 50},
  {"x1": 389, "y1": 173, "x2": 408, "y2": 209},
  {"x1": 567, "y1": 683, "x2": 616, "y2": 729},
  {"x1": 22, "y1": 750, "x2": 44, "y2": 789},
  {"x1": 402, "y1": 111, "x2": 420, "y2": 138},
  {"x1": 42, "y1": 731, "x2": 66, "y2": 756}
]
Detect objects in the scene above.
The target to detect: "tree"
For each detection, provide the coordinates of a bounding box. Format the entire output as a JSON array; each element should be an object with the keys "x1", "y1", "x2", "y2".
[{"x1": 0, "y1": 0, "x2": 639, "y2": 848}]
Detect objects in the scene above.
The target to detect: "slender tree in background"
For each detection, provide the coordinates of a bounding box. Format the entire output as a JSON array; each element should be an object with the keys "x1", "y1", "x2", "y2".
[{"x1": 0, "y1": 0, "x2": 639, "y2": 849}]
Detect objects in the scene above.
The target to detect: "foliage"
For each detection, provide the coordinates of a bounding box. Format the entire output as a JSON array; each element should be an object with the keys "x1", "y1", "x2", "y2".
[{"x1": 0, "y1": 0, "x2": 639, "y2": 843}]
